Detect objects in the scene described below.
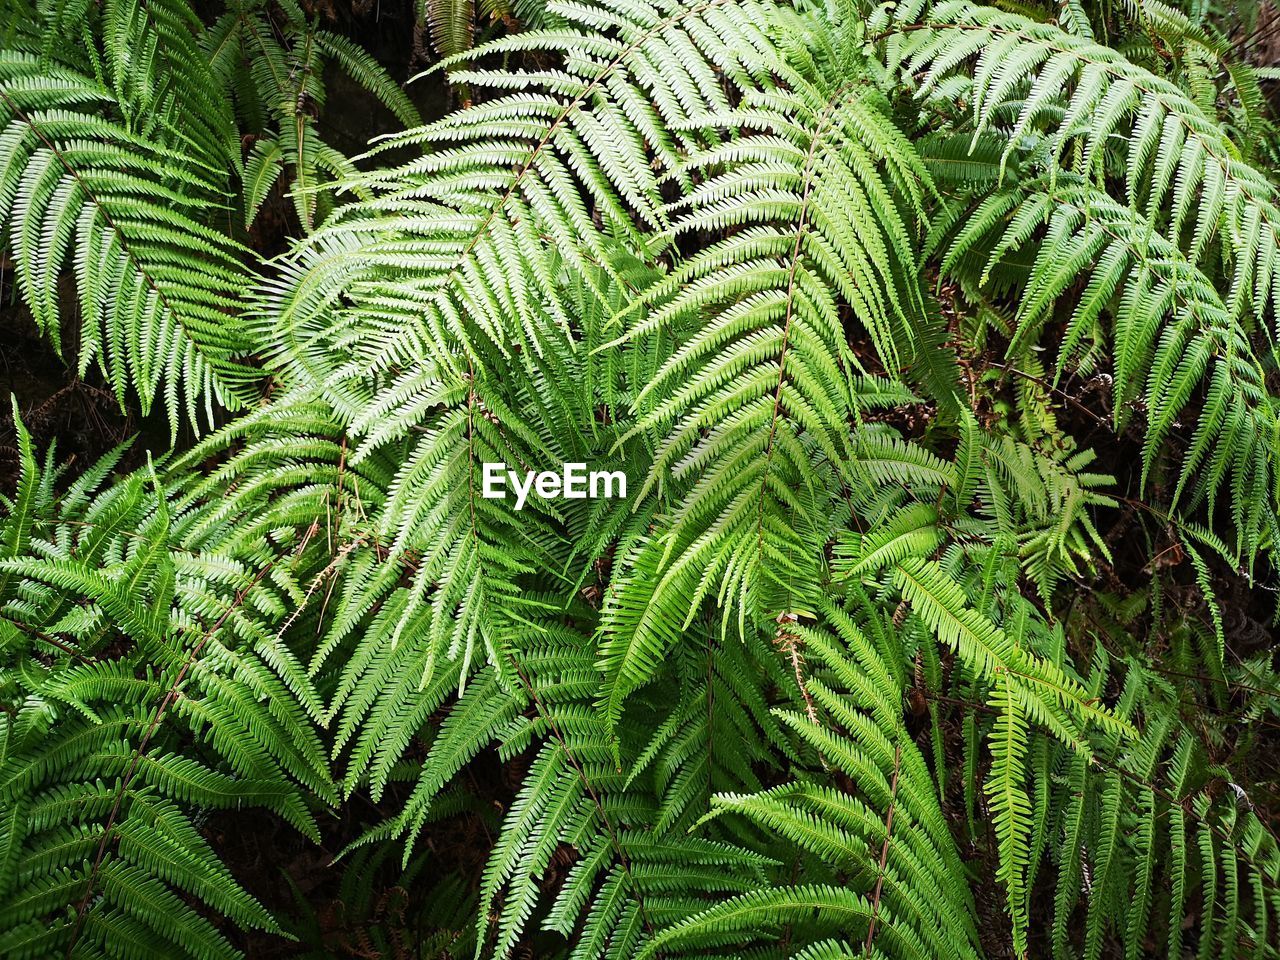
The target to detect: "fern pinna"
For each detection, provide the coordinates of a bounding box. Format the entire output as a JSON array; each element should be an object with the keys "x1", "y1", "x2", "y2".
[{"x1": 0, "y1": 0, "x2": 1279, "y2": 957}]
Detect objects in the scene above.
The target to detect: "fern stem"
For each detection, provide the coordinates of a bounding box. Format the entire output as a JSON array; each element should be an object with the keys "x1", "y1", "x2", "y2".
[
  {"x1": 503, "y1": 653, "x2": 656, "y2": 937},
  {"x1": 63, "y1": 557, "x2": 280, "y2": 958},
  {"x1": 862, "y1": 740, "x2": 902, "y2": 957}
]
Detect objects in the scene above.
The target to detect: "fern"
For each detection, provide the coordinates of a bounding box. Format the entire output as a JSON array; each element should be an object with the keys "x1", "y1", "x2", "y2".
[
  {"x1": 3, "y1": 0, "x2": 1280, "y2": 958},
  {"x1": 0, "y1": 407, "x2": 345, "y2": 957},
  {"x1": 0, "y1": 48, "x2": 255, "y2": 429}
]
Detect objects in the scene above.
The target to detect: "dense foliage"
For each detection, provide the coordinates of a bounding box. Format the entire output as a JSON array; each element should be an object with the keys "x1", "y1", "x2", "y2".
[{"x1": 1, "y1": 0, "x2": 1279, "y2": 956}]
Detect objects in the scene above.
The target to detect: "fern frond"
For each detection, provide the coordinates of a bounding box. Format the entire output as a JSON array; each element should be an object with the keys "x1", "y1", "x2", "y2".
[{"x1": 0, "y1": 58, "x2": 256, "y2": 430}]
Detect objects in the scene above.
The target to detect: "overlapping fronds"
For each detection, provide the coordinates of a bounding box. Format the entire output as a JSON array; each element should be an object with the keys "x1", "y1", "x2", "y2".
[
  {"x1": 596, "y1": 40, "x2": 938, "y2": 722},
  {"x1": 878, "y1": 0, "x2": 1280, "y2": 559},
  {"x1": 205, "y1": 0, "x2": 422, "y2": 231},
  {"x1": 0, "y1": 39, "x2": 254, "y2": 429},
  {"x1": 0, "y1": 403, "x2": 353, "y2": 957},
  {"x1": 3, "y1": 0, "x2": 1280, "y2": 958}
]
